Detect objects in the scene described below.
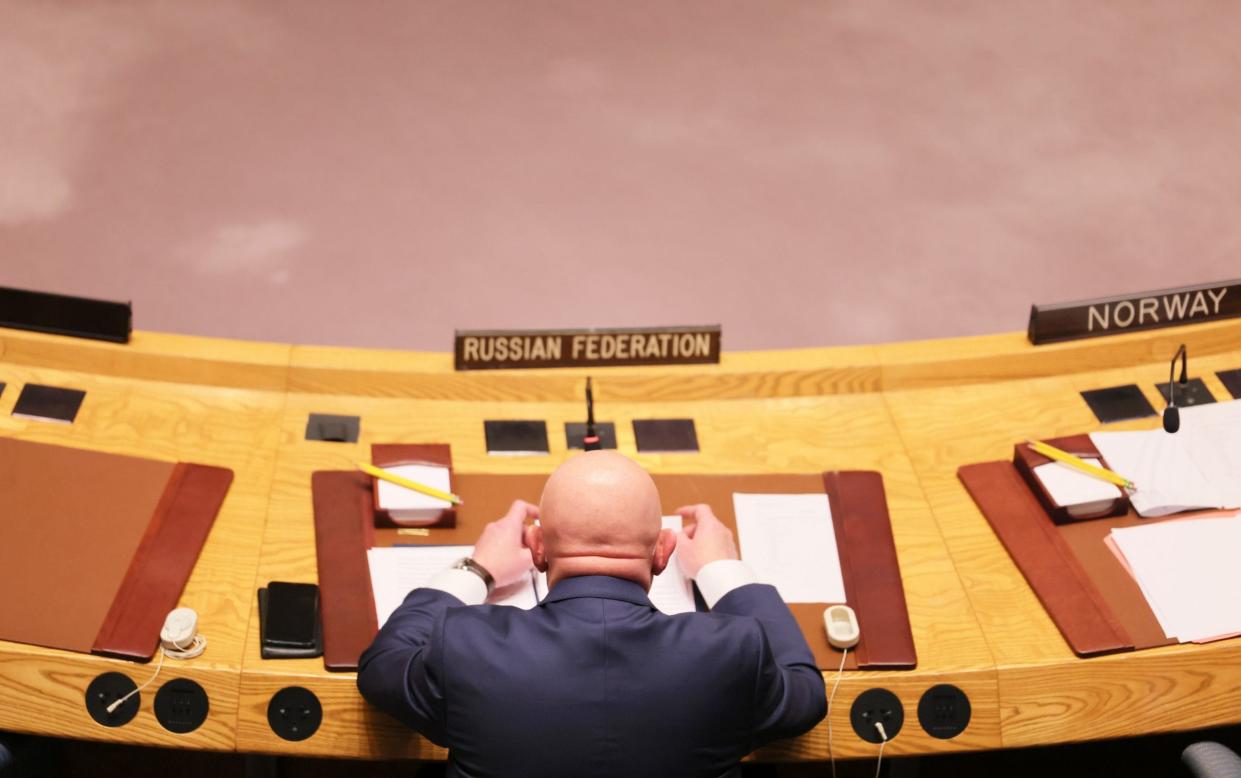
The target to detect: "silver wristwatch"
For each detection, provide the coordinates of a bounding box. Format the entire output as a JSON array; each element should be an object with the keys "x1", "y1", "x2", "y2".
[{"x1": 452, "y1": 557, "x2": 495, "y2": 595}]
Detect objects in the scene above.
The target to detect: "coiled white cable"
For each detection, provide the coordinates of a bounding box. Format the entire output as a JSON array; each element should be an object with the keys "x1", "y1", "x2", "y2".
[{"x1": 104, "y1": 625, "x2": 206, "y2": 714}]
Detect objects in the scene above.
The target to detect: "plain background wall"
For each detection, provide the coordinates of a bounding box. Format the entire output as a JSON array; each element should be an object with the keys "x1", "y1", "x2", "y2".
[{"x1": 0, "y1": 1, "x2": 1234, "y2": 350}]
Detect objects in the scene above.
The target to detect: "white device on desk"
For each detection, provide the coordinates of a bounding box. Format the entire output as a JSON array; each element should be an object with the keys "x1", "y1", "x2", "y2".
[
  {"x1": 160, "y1": 607, "x2": 207, "y2": 659},
  {"x1": 824, "y1": 604, "x2": 860, "y2": 649},
  {"x1": 105, "y1": 608, "x2": 207, "y2": 714}
]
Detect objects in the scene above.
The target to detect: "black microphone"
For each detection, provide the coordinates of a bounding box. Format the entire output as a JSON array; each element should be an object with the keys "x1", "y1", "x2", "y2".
[
  {"x1": 583, "y1": 377, "x2": 602, "y2": 451},
  {"x1": 1163, "y1": 344, "x2": 1187, "y2": 434}
]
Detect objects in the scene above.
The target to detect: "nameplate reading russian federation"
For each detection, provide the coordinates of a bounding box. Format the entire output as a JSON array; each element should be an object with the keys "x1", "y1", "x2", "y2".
[
  {"x1": 1028, "y1": 279, "x2": 1239, "y2": 345},
  {"x1": 454, "y1": 326, "x2": 721, "y2": 370}
]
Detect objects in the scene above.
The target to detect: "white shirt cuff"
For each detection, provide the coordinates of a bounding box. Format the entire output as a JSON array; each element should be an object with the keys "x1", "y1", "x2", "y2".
[
  {"x1": 694, "y1": 559, "x2": 758, "y2": 609},
  {"x1": 426, "y1": 567, "x2": 488, "y2": 606}
]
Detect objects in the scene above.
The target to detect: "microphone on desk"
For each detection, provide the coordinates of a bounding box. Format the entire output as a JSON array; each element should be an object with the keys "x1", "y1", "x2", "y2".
[
  {"x1": 583, "y1": 377, "x2": 602, "y2": 451},
  {"x1": 1163, "y1": 344, "x2": 1188, "y2": 434}
]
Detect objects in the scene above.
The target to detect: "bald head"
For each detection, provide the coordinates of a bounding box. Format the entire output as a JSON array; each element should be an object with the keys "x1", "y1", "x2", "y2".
[{"x1": 525, "y1": 451, "x2": 675, "y2": 590}]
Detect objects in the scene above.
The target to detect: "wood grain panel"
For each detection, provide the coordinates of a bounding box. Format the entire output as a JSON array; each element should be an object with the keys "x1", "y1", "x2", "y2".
[
  {"x1": 0, "y1": 329, "x2": 290, "y2": 391},
  {"x1": 237, "y1": 390, "x2": 997, "y2": 757},
  {"x1": 0, "y1": 360, "x2": 284, "y2": 747},
  {"x1": 884, "y1": 347, "x2": 1241, "y2": 746},
  {"x1": 8, "y1": 316, "x2": 1240, "y2": 757}
]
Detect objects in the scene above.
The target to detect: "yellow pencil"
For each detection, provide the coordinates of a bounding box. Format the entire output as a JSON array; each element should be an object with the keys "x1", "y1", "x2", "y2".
[
  {"x1": 356, "y1": 462, "x2": 463, "y2": 505},
  {"x1": 1026, "y1": 440, "x2": 1137, "y2": 492}
]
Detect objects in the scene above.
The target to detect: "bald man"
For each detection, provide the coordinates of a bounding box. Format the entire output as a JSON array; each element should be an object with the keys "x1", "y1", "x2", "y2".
[{"x1": 358, "y1": 452, "x2": 825, "y2": 777}]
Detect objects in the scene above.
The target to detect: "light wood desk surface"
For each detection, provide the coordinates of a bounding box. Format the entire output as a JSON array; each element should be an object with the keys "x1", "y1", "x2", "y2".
[
  {"x1": 0, "y1": 355, "x2": 286, "y2": 750},
  {"x1": 882, "y1": 323, "x2": 1241, "y2": 749},
  {"x1": 235, "y1": 390, "x2": 997, "y2": 759},
  {"x1": 2, "y1": 317, "x2": 1239, "y2": 758}
]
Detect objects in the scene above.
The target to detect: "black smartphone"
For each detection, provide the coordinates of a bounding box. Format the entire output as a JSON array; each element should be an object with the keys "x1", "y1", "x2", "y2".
[{"x1": 263, "y1": 582, "x2": 319, "y2": 648}]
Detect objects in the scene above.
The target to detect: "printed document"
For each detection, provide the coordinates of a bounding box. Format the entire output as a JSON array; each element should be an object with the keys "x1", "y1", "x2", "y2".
[
  {"x1": 732, "y1": 493, "x2": 846, "y2": 603},
  {"x1": 1109, "y1": 514, "x2": 1241, "y2": 643},
  {"x1": 1090, "y1": 399, "x2": 1241, "y2": 517},
  {"x1": 368, "y1": 545, "x2": 538, "y2": 627}
]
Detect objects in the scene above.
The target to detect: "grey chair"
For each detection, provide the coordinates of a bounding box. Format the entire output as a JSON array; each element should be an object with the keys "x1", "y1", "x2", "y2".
[
  {"x1": 0, "y1": 734, "x2": 14, "y2": 774},
  {"x1": 1184, "y1": 742, "x2": 1241, "y2": 778}
]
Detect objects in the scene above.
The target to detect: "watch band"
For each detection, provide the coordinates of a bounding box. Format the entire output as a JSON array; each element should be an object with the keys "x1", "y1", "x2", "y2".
[{"x1": 453, "y1": 557, "x2": 495, "y2": 595}]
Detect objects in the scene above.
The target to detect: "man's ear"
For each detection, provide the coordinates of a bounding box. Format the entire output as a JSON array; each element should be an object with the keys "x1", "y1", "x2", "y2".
[
  {"x1": 524, "y1": 523, "x2": 548, "y2": 572},
  {"x1": 650, "y1": 527, "x2": 677, "y2": 576}
]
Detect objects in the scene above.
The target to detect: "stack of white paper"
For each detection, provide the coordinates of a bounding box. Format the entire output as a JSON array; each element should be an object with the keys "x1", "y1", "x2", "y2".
[
  {"x1": 1109, "y1": 514, "x2": 1241, "y2": 643},
  {"x1": 374, "y1": 464, "x2": 454, "y2": 523},
  {"x1": 1090, "y1": 399, "x2": 1241, "y2": 517},
  {"x1": 1033, "y1": 458, "x2": 1124, "y2": 517},
  {"x1": 732, "y1": 493, "x2": 846, "y2": 604},
  {"x1": 367, "y1": 546, "x2": 538, "y2": 627}
]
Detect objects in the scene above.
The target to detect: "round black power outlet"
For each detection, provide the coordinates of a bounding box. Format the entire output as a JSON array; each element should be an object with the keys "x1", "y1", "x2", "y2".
[
  {"x1": 850, "y1": 687, "x2": 904, "y2": 744},
  {"x1": 85, "y1": 672, "x2": 139, "y2": 727},
  {"x1": 917, "y1": 684, "x2": 971, "y2": 739},
  {"x1": 268, "y1": 686, "x2": 322, "y2": 741},
  {"x1": 154, "y1": 678, "x2": 210, "y2": 733}
]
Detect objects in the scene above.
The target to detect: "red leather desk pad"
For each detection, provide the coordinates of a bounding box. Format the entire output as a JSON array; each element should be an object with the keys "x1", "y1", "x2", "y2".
[
  {"x1": 959, "y1": 437, "x2": 1181, "y2": 657},
  {"x1": 313, "y1": 468, "x2": 916, "y2": 672},
  {"x1": 0, "y1": 437, "x2": 233, "y2": 660}
]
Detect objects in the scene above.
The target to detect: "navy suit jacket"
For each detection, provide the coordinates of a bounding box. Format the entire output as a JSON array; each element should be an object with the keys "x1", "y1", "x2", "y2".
[{"x1": 358, "y1": 575, "x2": 826, "y2": 778}]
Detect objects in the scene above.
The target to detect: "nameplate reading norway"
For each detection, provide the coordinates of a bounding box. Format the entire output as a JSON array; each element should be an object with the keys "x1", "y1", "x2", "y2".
[
  {"x1": 455, "y1": 326, "x2": 721, "y2": 370},
  {"x1": 1028, "y1": 278, "x2": 1239, "y2": 345}
]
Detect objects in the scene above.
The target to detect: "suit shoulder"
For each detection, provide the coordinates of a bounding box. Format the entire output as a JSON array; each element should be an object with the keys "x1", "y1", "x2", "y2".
[{"x1": 669, "y1": 610, "x2": 767, "y2": 652}]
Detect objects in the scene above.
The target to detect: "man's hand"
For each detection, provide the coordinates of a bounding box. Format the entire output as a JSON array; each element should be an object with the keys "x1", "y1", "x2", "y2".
[
  {"x1": 674, "y1": 503, "x2": 739, "y2": 580},
  {"x1": 471, "y1": 499, "x2": 538, "y2": 588}
]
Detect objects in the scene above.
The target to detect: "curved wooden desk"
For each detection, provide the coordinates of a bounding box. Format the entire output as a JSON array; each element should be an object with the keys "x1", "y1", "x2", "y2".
[
  {"x1": 1, "y1": 318, "x2": 1238, "y2": 760},
  {"x1": 0, "y1": 338, "x2": 286, "y2": 750}
]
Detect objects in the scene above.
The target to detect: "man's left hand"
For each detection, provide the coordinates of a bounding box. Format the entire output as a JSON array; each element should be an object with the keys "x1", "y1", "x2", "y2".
[{"x1": 471, "y1": 499, "x2": 539, "y2": 587}]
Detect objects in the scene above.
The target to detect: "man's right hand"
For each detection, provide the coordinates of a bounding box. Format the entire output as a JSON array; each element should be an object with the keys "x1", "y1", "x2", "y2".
[
  {"x1": 674, "y1": 503, "x2": 739, "y2": 580},
  {"x1": 471, "y1": 499, "x2": 538, "y2": 588}
]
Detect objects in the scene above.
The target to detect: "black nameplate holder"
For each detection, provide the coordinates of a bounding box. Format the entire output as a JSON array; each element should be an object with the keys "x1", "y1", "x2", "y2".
[
  {"x1": 1080, "y1": 385, "x2": 1157, "y2": 424},
  {"x1": 1217, "y1": 369, "x2": 1241, "y2": 400},
  {"x1": 12, "y1": 384, "x2": 86, "y2": 424},
  {"x1": 0, "y1": 285, "x2": 132, "y2": 343},
  {"x1": 305, "y1": 413, "x2": 360, "y2": 443},
  {"x1": 455, "y1": 325, "x2": 721, "y2": 370},
  {"x1": 1029, "y1": 278, "x2": 1240, "y2": 344},
  {"x1": 632, "y1": 419, "x2": 699, "y2": 453},
  {"x1": 484, "y1": 420, "x2": 550, "y2": 456}
]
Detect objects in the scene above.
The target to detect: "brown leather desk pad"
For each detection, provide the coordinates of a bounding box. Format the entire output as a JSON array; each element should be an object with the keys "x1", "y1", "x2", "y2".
[
  {"x1": 0, "y1": 437, "x2": 233, "y2": 661},
  {"x1": 959, "y1": 435, "x2": 1181, "y2": 657},
  {"x1": 313, "y1": 464, "x2": 916, "y2": 672}
]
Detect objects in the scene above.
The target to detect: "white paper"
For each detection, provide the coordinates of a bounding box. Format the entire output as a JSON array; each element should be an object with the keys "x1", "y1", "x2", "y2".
[
  {"x1": 1033, "y1": 459, "x2": 1124, "y2": 509},
  {"x1": 649, "y1": 516, "x2": 696, "y2": 614},
  {"x1": 1110, "y1": 515, "x2": 1241, "y2": 642},
  {"x1": 1089, "y1": 399, "x2": 1241, "y2": 517},
  {"x1": 367, "y1": 546, "x2": 537, "y2": 628},
  {"x1": 1180, "y1": 400, "x2": 1241, "y2": 508},
  {"x1": 374, "y1": 464, "x2": 453, "y2": 513},
  {"x1": 732, "y1": 493, "x2": 846, "y2": 604}
]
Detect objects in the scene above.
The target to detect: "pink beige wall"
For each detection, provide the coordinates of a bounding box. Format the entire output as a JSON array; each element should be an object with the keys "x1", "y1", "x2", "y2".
[{"x1": 0, "y1": 2, "x2": 1234, "y2": 351}]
